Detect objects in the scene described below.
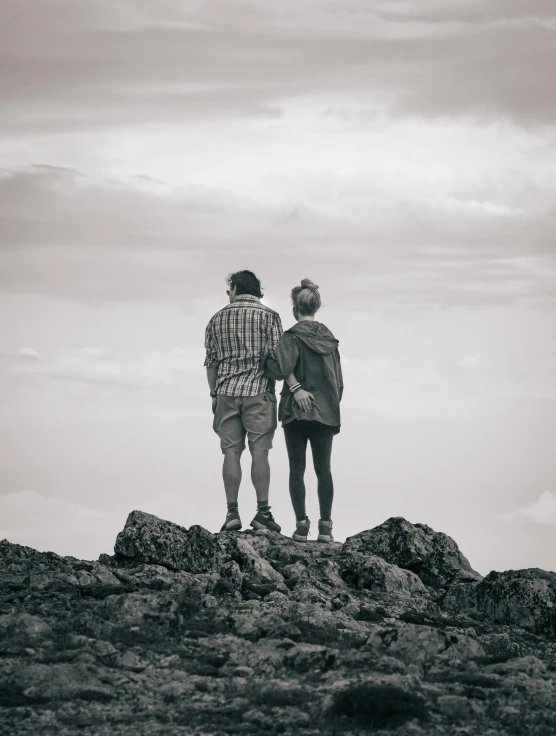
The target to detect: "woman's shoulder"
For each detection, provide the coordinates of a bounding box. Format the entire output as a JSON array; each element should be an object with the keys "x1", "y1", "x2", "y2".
[{"x1": 280, "y1": 329, "x2": 297, "y2": 341}]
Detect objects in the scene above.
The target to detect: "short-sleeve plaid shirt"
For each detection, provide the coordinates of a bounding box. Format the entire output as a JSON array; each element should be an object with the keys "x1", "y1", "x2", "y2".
[{"x1": 204, "y1": 295, "x2": 283, "y2": 396}]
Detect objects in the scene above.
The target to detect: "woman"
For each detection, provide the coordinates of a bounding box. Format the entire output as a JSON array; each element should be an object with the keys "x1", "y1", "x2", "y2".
[{"x1": 264, "y1": 279, "x2": 343, "y2": 543}]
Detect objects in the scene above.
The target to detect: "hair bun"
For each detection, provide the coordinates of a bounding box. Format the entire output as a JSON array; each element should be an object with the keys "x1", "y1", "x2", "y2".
[
  {"x1": 291, "y1": 278, "x2": 321, "y2": 316},
  {"x1": 301, "y1": 278, "x2": 319, "y2": 292}
]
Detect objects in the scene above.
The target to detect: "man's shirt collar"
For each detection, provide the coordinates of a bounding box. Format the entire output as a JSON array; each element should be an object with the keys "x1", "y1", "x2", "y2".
[{"x1": 233, "y1": 295, "x2": 260, "y2": 303}]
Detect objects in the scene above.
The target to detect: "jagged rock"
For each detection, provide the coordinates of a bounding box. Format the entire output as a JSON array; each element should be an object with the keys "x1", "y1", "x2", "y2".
[
  {"x1": 0, "y1": 614, "x2": 53, "y2": 654},
  {"x1": 114, "y1": 510, "x2": 232, "y2": 573},
  {"x1": 159, "y1": 679, "x2": 196, "y2": 701},
  {"x1": 234, "y1": 536, "x2": 284, "y2": 586},
  {"x1": 441, "y1": 577, "x2": 482, "y2": 612},
  {"x1": 284, "y1": 642, "x2": 337, "y2": 672},
  {"x1": 293, "y1": 558, "x2": 350, "y2": 600},
  {"x1": 246, "y1": 529, "x2": 343, "y2": 565},
  {"x1": 343, "y1": 516, "x2": 482, "y2": 590},
  {"x1": 229, "y1": 607, "x2": 302, "y2": 641},
  {"x1": 102, "y1": 592, "x2": 171, "y2": 627},
  {"x1": 2, "y1": 663, "x2": 114, "y2": 705},
  {"x1": 340, "y1": 552, "x2": 429, "y2": 596},
  {"x1": 437, "y1": 693, "x2": 483, "y2": 722},
  {"x1": 365, "y1": 622, "x2": 485, "y2": 668},
  {"x1": 484, "y1": 655, "x2": 547, "y2": 678},
  {"x1": 0, "y1": 539, "x2": 121, "y2": 593},
  {"x1": 0, "y1": 538, "x2": 56, "y2": 565},
  {"x1": 446, "y1": 568, "x2": 556, "y2": 638},
  {"x1": 114, "y1": 512, "x2": 287, "y2": 595}
]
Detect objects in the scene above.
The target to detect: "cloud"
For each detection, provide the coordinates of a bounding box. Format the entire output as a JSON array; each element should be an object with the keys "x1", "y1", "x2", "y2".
[
  {"x1": 6, "y1": 345, "x2": 203, "y2": 389},
  {"x1": 373, "y1": 0, "x2": 556, "y2": 25},
  {"x1": 1, "y1": 0, "x2": 555, "y2": 135},
  {"x1": 0, "y1": 489, "x2": 126, "y2": 559},
  {"x1": 388, "y1": 25, "x2": 556, "y2": 124},
  {"x1": 16, "y1": 347, "x2": 41, "y2": 359},
  {"x1": 341, "y1": 352, "x2": 502, "y2": 419},
  {"x1": 1, "y1": 165, "x2": 555, "y2": 309},
  {"x1": 0, "y1": 343, "x2": 211, "y2": 427},
  {"x1": 497, "y1": 490, "x2": 556, "y2": 525}
]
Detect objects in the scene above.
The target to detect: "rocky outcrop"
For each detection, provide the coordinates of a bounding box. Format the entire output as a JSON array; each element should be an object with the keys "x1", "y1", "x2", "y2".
[
  {"x1": 445, "y1": 567, "x2": 556, "y2": 638},
  {"x1": 114, "y1": 510, "x2": 232, "y2": 573},
  {"x1": 1, "y1": 513, "x2": 556, "y2": 736},
  {"x1": 343, "y1": 516, "x2": 482, "y2": 591},
  {"x1": 340, "y1": 551, "x2": 429, "y2": 596}
]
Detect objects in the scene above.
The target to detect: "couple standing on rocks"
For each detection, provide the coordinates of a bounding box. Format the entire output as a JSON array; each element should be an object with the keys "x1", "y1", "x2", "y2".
[{"x1": 205, "y1": 270, "x2": 343, "y2": 543}]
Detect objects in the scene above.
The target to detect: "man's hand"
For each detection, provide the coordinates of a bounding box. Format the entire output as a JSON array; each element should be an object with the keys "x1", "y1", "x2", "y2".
[
  {"x1": 294, "y1": 389, "x2": 314, "y2": 413},
  {"x1": 212, "y1": 396, "x2": 217, "y2": 415}
]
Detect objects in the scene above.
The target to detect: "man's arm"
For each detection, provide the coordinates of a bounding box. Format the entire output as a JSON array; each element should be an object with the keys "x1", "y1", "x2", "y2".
[
  {"x1": 204, "y1": 320, "x2": 219, "y2": 400},
  {"x1": 268, "y1": 312, "x2": 283, "y2": 359},
  {"x1": 206, "y1": 366, "x2": 218, "y2": 395},
  {"x1": 262, "y1": 313, "x2": 285, "y2": 380}
]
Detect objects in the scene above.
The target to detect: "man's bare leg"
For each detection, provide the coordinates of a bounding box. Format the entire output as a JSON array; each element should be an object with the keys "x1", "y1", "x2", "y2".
[
  {"x1": 223, "y1": 451, "x2": 242, "y2": 506},
  {"x1": 250, "y1": 449, "x2": 270, "y2": 505},
  {"x1": 250, "y1": 449, "x2": 281, "y2": 531}
]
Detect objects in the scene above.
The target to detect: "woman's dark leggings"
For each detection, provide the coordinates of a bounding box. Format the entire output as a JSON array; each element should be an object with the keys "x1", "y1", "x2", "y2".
[{"x1": 283, "y1": 420, "x2": 335, "y2": 522}]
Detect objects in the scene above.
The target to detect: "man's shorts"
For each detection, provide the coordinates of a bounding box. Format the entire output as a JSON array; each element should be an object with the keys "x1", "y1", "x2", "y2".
[{"x1": 213, "y1": 391, "x2": 277, "y2": 454}]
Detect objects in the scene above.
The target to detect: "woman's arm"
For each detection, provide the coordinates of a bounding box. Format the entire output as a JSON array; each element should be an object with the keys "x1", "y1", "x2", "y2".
[
  {"x1": 338, "y1": 354, "x2": 344, "y2": 402},
  {"x1": 285, "y1": 373, "x2": 313, "y2": 412}
]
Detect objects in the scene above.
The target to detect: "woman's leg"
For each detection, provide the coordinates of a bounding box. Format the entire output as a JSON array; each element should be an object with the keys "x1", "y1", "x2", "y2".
[
  {"x1": 308, "y1": 426, "x2": 334, "y2": 521},
  {"x1": 283, "y1": 421, "x2": 309, "y2": 521}
]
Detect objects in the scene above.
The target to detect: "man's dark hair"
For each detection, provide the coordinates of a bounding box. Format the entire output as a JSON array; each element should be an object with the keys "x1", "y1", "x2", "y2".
[{"x1": 226, "y1": 270, "x2": 263, "y2": 298}]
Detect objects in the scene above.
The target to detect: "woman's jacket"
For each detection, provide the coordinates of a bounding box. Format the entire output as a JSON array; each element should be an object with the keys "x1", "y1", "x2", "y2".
[{"x1": 264, "y1": 320, "x2": 343, "y2": 428}]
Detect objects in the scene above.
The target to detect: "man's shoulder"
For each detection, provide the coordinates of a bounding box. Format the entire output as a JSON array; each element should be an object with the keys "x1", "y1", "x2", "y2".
[
  {"x1": 234, "y1": 301, "x2": 281, "y2": 318},
  {"x1": 259, "y1": 303, "x2": 281, "y2": 318},
  {"x1": 210, "y1": 304, "x2": 234, "y2": 320}
]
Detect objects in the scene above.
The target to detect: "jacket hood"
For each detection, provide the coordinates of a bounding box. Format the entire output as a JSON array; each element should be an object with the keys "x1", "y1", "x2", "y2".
[{"x1": 287, "y1": 321, "x2": 339, "y2": 354}]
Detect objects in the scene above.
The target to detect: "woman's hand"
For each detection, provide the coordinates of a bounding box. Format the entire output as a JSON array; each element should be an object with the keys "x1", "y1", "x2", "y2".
[{"x1": 294, "y1": 389, "x2": 314, "y2": 413}]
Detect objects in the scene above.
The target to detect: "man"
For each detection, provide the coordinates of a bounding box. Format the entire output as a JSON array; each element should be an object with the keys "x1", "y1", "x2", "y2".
[{"x1": 205, "y1": 270, "x2": 283, "y2": 532}]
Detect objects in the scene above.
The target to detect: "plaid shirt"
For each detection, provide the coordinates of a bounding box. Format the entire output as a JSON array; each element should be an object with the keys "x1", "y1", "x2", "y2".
[{"x1": 204, "y1": 295, "x2": 283, "y2": 396}]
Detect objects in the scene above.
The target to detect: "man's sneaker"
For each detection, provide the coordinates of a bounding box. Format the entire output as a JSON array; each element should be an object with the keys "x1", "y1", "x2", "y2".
[
  {"x1": 251, "y1": 508, "x2": 281, "y2": 533},
  {"x1": 220, "y1": 510, "x2": 242, "y2": 532},
  {"x1": 292, "y1": 517, "x2": 311, "y2": 542},
  {"x1": 317, "y1": 519, "x2": 334, "y2": 543}
]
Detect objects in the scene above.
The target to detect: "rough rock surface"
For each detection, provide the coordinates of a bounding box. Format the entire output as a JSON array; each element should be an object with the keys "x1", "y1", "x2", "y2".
[
  {"x1": 114, "y1": 511, "x2": 233, "y2": 573},
  {"x1": 1, "y1": 512, "x2": 555, "y2": 736},
  {"x1": 445, "y1": 568, "x2": 556, "y2": 638},
  {"x1": 343, "y1": 517, "x2": 482, "y2": 591}
]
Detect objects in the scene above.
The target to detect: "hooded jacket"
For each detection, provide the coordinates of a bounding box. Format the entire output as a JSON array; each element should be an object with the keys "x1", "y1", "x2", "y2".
[{"x1": 264, "y1": 321, "x2": 343, "y2": 429}]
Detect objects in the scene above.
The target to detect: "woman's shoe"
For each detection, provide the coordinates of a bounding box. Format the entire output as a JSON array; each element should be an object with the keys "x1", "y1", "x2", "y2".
[
  {"x1": 292, "y1": 517, "x2": 311, "y2": 542},
  {"x1": 317, "y1": 519, "x2": 334, "y2": 543}
]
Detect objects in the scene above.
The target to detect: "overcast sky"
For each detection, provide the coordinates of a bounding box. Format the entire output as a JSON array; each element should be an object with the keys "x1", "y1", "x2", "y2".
[{"x1": 1, "y1": 0, "x2": 555, "y2": 575}]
